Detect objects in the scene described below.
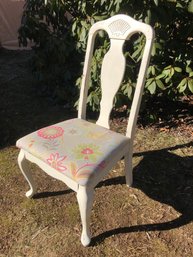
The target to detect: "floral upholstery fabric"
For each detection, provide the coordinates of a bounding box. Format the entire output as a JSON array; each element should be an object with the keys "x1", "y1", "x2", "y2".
[{"x1": 16, "y1": 118, "x2": 129, "y2": 186}]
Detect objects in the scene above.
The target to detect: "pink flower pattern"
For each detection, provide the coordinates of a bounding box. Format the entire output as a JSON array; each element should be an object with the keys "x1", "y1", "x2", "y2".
[
  {"x1": 17, "y1": 118, "x2": 127, "y2": 185},
  {"x1": 38, "y1": 126, "x2": 64, "y2": 139},
  {"x1": 73, "y1": 143, "x2": 102, "y2": 161},
  {"x1": 47, "y1": 153, "x2": 67, "y2": 172},
  {"x1": 81, "y1": 148, "x2": 94, "y2": 158},
  {"x1": 70, "y1": 161, "x2": 106, "y2": 180}
]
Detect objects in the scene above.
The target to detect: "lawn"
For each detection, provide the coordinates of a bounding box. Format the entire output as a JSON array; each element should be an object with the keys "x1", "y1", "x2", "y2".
[{"x1": 0, "y1": 49, "x2": 193, "y2": 257}]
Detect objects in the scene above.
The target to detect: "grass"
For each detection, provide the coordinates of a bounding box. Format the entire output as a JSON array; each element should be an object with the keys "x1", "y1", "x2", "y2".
[{"x1": 0, "y1": 49, "x2": 193, "y2": 257}]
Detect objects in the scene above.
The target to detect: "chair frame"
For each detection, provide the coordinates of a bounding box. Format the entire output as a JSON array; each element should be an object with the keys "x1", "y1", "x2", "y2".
[{"x1": 17, "y1": 14, "x2": 154, "y2": 246}]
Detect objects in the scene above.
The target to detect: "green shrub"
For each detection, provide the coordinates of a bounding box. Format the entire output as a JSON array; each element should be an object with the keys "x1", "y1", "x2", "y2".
[{"x1": 19, "y1": 0, "x2": 193, "y2": 110}]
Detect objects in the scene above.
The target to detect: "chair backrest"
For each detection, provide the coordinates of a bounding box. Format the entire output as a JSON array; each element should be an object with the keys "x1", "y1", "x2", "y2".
[{"x1": 78, "y1": 14, "x2": 154, "y2": 140}]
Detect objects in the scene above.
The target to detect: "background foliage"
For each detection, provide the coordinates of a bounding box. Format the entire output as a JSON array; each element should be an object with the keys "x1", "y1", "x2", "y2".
[{"x1": 19, "y1": 0, "x2": 193, "y2": 111}]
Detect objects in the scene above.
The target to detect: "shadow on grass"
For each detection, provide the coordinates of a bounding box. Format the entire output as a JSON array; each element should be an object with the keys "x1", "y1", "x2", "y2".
[
  {"x1": 92, "y1": 141, "x2": 193, "y2": 245},
  {"x1": 91, "y1": 215, "x2": 193, "y2": 246},
  {"x1": 33, "y1": 189, "x2": 73, "y2": 199},
  {"x1": 28, "y1": 141, "x2": 193, "y2": 245}
]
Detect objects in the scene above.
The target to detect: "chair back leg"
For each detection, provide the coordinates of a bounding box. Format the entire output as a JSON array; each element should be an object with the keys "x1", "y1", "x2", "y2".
[{"x1": 125, "y1": 151, "x2": 133, "y2": 187}]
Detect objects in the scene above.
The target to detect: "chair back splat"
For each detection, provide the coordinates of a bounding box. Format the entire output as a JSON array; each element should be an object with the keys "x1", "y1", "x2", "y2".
[
  {"x1": 78, "y1": 14, "x2": 154, "y2": 138},
  {"x1": 16, "y1": 14, "x2": 154, "y2": 247}
]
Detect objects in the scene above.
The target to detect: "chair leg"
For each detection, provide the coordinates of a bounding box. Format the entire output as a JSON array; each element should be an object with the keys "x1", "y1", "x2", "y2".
[
  {"x1": 76, "y1": 185, "x2": 94, "y2": 247},
  {"x1": 18, "y1": 150, "x2": 37, "y2": 198},
  {"x1": 125, "y1": 152, "x2": 133, "y2": 187}
]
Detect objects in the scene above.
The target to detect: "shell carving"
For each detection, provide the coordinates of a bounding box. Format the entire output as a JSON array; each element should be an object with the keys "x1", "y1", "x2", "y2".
[{"x1": 108, "y1": 19, "x2": 130, "y2": 37}]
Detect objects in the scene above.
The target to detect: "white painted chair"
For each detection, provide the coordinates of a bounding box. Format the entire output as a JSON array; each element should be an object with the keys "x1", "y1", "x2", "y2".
[{"x1": 16, "y1": 14, "x2": 154, "y2": 246}]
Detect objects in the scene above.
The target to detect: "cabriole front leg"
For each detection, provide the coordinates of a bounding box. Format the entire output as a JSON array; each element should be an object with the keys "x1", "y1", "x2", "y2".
[
  {"x1": 18, "y1": 149, "x2": 37, "y2": 198},
  {"x1": 76, "y1": 185, "x2": 94, "y2": 247}
]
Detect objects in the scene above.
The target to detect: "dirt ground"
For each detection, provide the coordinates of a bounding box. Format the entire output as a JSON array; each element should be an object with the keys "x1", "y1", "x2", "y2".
[{"x1": 0, "y1": 49, "x2": 193, "y2": 257}]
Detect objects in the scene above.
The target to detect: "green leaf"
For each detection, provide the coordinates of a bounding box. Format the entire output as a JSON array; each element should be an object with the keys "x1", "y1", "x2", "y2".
[
  {"x1": 132, "y1": 44, "x2": 143, "y2": 59},
  {"x1": 74, "y1": 99, "x2": 79, "y2": 108},
  {"x1": 178, "y1": 83, "x2": 187, "y2": 93},
  {"x1": 151, "y1": 66, "x2": 155, "y2": 76},
  {"x1": 162, "y1": 69, "x2": 170, "y2": 76},
  {"x1": 176, "y1": 3, "x2": 183, "y2": 8},
  {"x1": 145, "y1": 78, "x2": 154, "y2": 87},
  {"x1": 186, "y1": 66, "x2": 192, "y2": 73},
  {"x1": 188, "y1": 0, "x2": 193, "y2": 13},
  {"x1": 165, "y1": 77, "x2": 171, "y2": 83},
  {"x1": 93, "y1": 93, "x2": 99, "y2": 105},
  {"x1": 188, "y1": 79, "x2": 193, "y2": 93},
  {"x1": 115, "y1": 0, "x2": 122, "y2": 12},
  {"x1": 145, "y1": 9, "x2": 151, "y2": 24},
  {"x1": 127, "y1": 85, "x2": 132, "y2": 98},
  {"x1": 72, "y1": 21, "x2": 77, "y2": 34},
  {"x1": 170, "y1": 68, "x2": 175, "y2": 77},
  {"x1": 177, "y1": 78, "x2": 187, "y2": 88},
  {"x1": 156, "y1": 79, "x2": 165, "y2": 90},
  {"x1": 147, "y1": 66, "x2": 152, "y2": 76},
  {"x1": 156, "y1": 73, "x2": 165, "y2": 79},
  {"x1": 164, "y1": 65, "x2": 171, "y2": 70},
  {"x1": 148, "y1": 81, "x2": 156, "y2": 94},
  {"x1": 79, "y1": 27, "x2": 86, "y2": 42},
  {"x1": 189, "y1": 71, "x2": 193, "y2": 77},
  {"x1": 174, "y1": 67, "x2": 182, "y2": 72}
]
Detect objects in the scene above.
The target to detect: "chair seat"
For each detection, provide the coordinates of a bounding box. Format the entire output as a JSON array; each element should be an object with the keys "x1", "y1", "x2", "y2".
[{"x1": 16, "y1": 118, "x2": 129, "y2": 186}]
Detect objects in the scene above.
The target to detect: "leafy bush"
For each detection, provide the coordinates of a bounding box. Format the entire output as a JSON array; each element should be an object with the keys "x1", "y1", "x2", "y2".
[
  {"x1": 19, "y1": 0, "x2": 80, "y2": 104},
  {"x1": 19, "y1": 0, "x2": 193, "y2": 110}
]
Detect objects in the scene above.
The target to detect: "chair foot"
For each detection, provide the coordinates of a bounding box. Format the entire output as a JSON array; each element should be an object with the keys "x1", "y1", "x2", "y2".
[
  {"x1": 18, "y1": 150, "x2": 37, "y2": 198},
  {"x1": 126, "y1": 173, "x2": 133, "y2": 187},
  {"x1": 81, "y1": 233, "x2": 91, "y2": 247},
  {"x1": 25, "y1": 188, "x2": 35, "y2": 198},
  {"x1": 77, "y1": 185, "x2": 94, "y2": 247}
]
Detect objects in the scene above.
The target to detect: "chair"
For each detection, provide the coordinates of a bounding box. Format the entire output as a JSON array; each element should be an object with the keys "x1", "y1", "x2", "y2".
[{"x1": 16, "y1": 14, "x2": 154, "y2": 246}]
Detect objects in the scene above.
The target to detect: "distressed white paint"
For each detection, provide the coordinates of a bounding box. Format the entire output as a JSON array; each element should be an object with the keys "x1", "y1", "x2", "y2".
[
  {"x1": 18, "y1": 150, "x2": 37, "y2": 198},
  {"x1": 17, "y1": 14, "x2": 154, "y2": 246},
  {"x1": 77, "y1": 185, "x2": 94, "y2": 246},
  {"x1": 96, "y1": 38, "x2": 125, "y2": 128}
]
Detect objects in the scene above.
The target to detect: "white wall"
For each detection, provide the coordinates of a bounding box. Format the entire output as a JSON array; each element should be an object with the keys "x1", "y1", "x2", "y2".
[{"x1": 0, "y1": 0, "x2": 28, "y2": 49}]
